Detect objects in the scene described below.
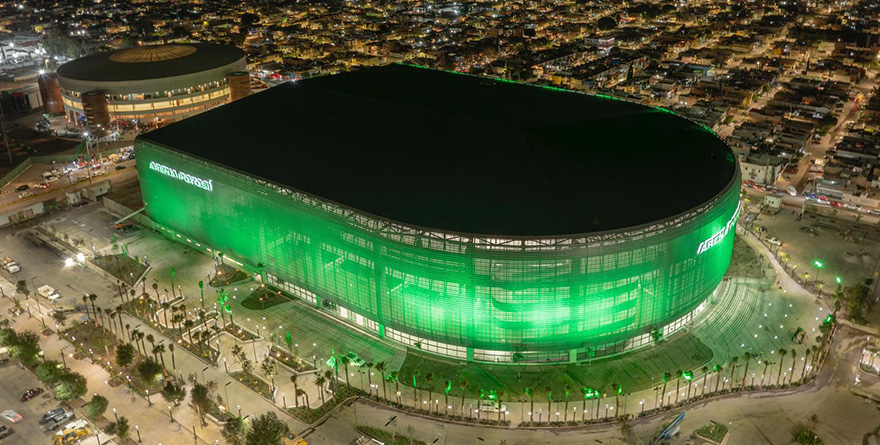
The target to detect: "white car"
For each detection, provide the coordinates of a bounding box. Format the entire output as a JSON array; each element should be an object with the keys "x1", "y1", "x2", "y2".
[
  {"x1": 1, "y1": 410, "x2": 22, "y2": 423},
  {"x1": 17, "y1": 191, "x2": 32, "y2": 199}
]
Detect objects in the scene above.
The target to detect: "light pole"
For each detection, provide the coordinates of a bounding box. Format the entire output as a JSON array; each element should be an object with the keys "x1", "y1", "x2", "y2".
[
  {"x1": 146, "y1": 389, "x2": 152, "y2": 406},
  {"x1": 814, "y1": 260, "x2": 823, "y2": 293},
  {"x1": 237, "y1": 404, "x2": 242, "y2": 418},
  {"x1": 223, "y1": 357, "x2": 228, "y2": 373},
  {"x1": 201, "y1": 366, "x2": 209, "y2": 384},
  {"x1": 135, "y1": 425, "x2": 141, "y2": 442},
  {"x1": 224, "y1": 382, "x2": 231, "y2": 412},
  {"x1": 113, "y1": 408, "x2": 119, "y2": 424},
  {"x1": 168, "y1": 405, "x2": 174, "y2": 423},
  {"x1": 282, "y1": 392, "x2": 286, "y2": 408},
  {"x1": 199, "y1": 281, "x2": 204, "y2": 309}
]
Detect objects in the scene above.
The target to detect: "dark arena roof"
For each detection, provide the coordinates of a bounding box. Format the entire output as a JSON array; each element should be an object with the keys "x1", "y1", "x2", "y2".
[
  {"x1": 57, "y1": 44, "x2": 245, "y2": 82},
  {"x1": 142, "y1": 64, "x2": 738, "y2": 237}
]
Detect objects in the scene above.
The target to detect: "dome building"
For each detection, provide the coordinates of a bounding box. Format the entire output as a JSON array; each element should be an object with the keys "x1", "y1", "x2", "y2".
[{"x1": 55, "y1": 43, "x2": 248, "y2": 131}]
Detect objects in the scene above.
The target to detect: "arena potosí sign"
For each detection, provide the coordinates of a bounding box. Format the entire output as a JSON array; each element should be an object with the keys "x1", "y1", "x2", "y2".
[
  {"x1": 696, "y1": 201, "x2": 741, "y2": 255},
  {"x1": 149, "y1": 161, "x2": 214, "y2": 192}
]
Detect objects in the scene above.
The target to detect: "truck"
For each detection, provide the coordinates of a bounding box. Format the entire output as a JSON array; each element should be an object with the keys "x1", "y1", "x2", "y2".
[
  {"x1": 38, "y1": 285, "x2": 62, "y2": 301},
  {"x1": 0, "y1": 257, "x2": 20, "y2": 274},
  {"x1": 53, "y1": 419, "x2": 92, "y2": 445}
]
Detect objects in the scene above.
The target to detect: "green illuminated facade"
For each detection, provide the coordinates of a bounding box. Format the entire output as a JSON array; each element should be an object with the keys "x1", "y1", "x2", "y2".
[
  {"x1": 136, "y1": 65, "x2": 741, "y2": 364},
  {"x1": 137, "y1": 141, "x2": 739, "y2": 364}
]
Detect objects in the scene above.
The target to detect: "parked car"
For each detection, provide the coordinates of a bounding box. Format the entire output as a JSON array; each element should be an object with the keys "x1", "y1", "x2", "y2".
[
  {"x1": 20, "y1": 388, "x2": 43, "y2": 401},
  {"x1": 43, "y1": 411, "x2": 74, "y2": 431},
  {"x1": 767, "y1": 237, "x2": 783, "y2": 246},
  {"x1": 478, "y1": 401, "x2": 508, "y2": 413},
  {"x1": 1, "y1": 410, "x2": 22, "y2": 423},
  {"x1": 13, "y1": 185, "x2": 28, "y2": 192},
  {"x1": 6, "y1": 308, "x2": 21, "y2": 317},
  {"x1": 0, "y1": 424, "x2": 9, "y2": 439},
  {"x1": 39, "y1": 408, "x2": 65, "y2": 424},
  {"x1": 345, "y1": 352, "x2": 366, "y2": 367},
  {"x1": 17, "y1": 192, "x2": 32, "y2": 199}
]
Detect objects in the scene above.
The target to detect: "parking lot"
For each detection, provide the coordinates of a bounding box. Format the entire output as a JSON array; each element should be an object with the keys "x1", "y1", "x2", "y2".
[{"x1": 0, "y1": 360, "x2": 70, "y2": 443}]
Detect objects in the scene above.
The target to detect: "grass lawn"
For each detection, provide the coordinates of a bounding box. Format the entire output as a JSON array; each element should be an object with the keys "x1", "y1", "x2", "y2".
[
  {"x1": 93, "y1": 254, "x2": 149, "y2": 284},
  {"x1": 241, "y1": 287, "x2": 293, "y2": 310},
  {"x1": 695, "y1": 422, "x2": 729, "y2": 443},
  {"x1": 230, "y1": 371, "x2": 274, "y2": 399},
  {"x1": 356, "y1": 426, "x2": 427, "y2": 445},
  {"x1": 209, "y1": 265, "x2": 251, "y2": 287},
  {"x1": 397, "y1": 331, "x2": 713, "y2": 401}
]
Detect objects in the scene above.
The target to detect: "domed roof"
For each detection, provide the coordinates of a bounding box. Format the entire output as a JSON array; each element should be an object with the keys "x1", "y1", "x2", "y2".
[{"x1": 57, "y1": 43, "x2": 245, "y2": 82}]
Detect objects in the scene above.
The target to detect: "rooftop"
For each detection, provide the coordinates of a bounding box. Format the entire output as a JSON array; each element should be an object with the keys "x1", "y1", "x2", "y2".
[
  {"x1": 57, "y1": 43, "x2": 245, "y2": 82},
  {"x1": 141, "y1": 64, "x2": 737, "y2": 237}
]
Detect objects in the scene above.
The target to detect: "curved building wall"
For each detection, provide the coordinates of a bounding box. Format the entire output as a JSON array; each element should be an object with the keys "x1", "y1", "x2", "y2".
[
  {"x1": 38, "y1": 74, "x2": 64, "y2": 114},
  {"x1": 137, "y1": 140, "x2": 741, "y2": 361},
  {"x1": 81, "y1": 92, "x2": 110, "y2": 129}
]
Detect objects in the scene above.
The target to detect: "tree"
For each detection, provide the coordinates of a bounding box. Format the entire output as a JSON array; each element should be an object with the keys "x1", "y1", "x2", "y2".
[
  {"x1": 290, "y1": 373, "x2": 299, "y2": 407},
  {"x1": 802, "y1": 349, "x2": 811, "y2": 383},
  {"x1": 597, "y1": 16, "x2": 617, "y2": 31},
  {"x1": 729, "y1": 356, "x2": 739, "y2": 389},
  {"x1": 116, "y1": 343, "x2": 135, "y2": 368},
  {"x1": 161, "y1": 380, "x2": 186, "y2": 406},
  {"x1": 261, "y1": 356, "x2": 277, "y2": 392},
  {"x1": 36, "y1": 360, "x2": 64, "y2": 384},
  {"x1": 674, "y1": 370, "x2": 682, "y2": 404},
  {"x1": 340, "y1": 355, "x2": 351, "y2": 388},
  {"x1": 52, "y1": 311, "x2": 67, "y2": 329},
  {"x1": 741, "y1": 353, "x2": 752, "y2": 388},
  {"x1": 661, "y1": 372, "x2": 671, "y2": 406},
  {"x1": 375, "y1": 361, "x2": 387, "y2": 400},
  {"x1": 88, "y1": 294, "x2": 98, "y2": 326},
  {"x1": 87, "y1": 394, "x2": 109, "y2": 419},
  {"x1": 107, "y1": 416, "x2": 130, "y2": 439},
  {"x1": 314, "y1": 374, "x2": 326, "y2": 405},
  {"x1": 245, "y1": 411, "x2": 289, "y2": 445},
  {"x1": 789, "y1": 349, "x2": 798, "y2": 385},
  {"x1": 777, "y1": 349, "x2": 788, "y2": 386},
  {"x1": 55, "y1": 371, "x2": 87, "y2": 401},
  {"x1": 191, "y1": 383, "x2": 211, "y2": 426},
  {"x1": 222, "y1": 414, "x2": 247, "y2": 445},
  {"x1": 296, "y1": 388, "x2": 308, "y2": 408},
  {"x1": 700, "y1": 365, "x2": 709, "y2": 396},
  {"x1": 545, "y1": 386, "x2": 553, "y2": 420},
  {"x1": 136, "y1": 359, "x2": 163, "y2": 384},
  {"x1": 563, "y1": 384, "x2": 571, "y2": 422},
  {"x1": 713, "y1": 365, "x2": 724, "y2": 393},
  {"x1": 10, "y1": 331, "x2": 41, "y2": 366},
  {"x1": 169, "y1": 343, "x2": 176, "y2": 370},
  {"x1": 424, "y1": 372, "x2": 434, "y2": 414},
  {"x1": 458, "y1": 377, "x2": 468, "y2": 415},
  {"x1": 790, "y1": 422, "x2": 823, "y2": 444}
]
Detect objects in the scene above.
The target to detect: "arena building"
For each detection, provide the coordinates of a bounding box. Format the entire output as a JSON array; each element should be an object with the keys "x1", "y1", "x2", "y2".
[
  {"x1": 135, "y1": 64, "x2": 741, "y2": 364},
  {"x1": 53, "y1": 43, "x2": 248, "y2": 132}
]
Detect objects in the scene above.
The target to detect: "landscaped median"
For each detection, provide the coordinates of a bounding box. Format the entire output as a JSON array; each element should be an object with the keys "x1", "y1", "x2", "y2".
[
  {"x1": 121, "y1": 294, "x2": 220, "y2": 365},
  {"x1": 355, "y1": 425, "x2": 427, "y2": 445}
]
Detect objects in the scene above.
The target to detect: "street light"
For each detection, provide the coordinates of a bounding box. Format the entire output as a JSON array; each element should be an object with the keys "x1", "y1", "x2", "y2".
[
  {"x1": 223, "y1": 357, "x2": 228, "y2": 373},
  {"x1": 146, "y1": 389, "x2": 152, "y2": 406},
  {"x1": 113, "y1": 408, "x2": 119, "y2": 423},
  {"x1": 168, "y1": 406, "x2": 173, "y2": 423},
  {"x1": 201, "y1": 366, "x2": 209, "y2": 383},
  {"x1": 237, "y1": 404, "x2": 242, "y2": 418},
  {"x1": 225, "y1": 382, "x2": 231, "y2": 412},
  {"x1": 135, "y1": 425, "x2": 141, "y2": 442}
]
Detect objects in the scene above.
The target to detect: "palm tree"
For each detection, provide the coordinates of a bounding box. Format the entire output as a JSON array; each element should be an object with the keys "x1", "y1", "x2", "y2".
[
  {"x1": 152, "y1": 282, "x2": 159, "y2": 301},
  {"x1": 443, "y1": 379, "x2": 451, "y2": 415},
  {"x1": 545, "y1": 386, "x2": 552, "y2": 420},
  {"x1": 172, "y1": 314, "x2": 185, "y2": 341},
  {"x1": 130, "y1": 329, "x2": 141, "y2": 355},
  {"x1": 389, "y1": 371, "x2": 400, "y2": 404},
  {"x1": 184, "y1": 319, "x2": 195, "y2": 345},
  {"x1": 82, "y1": 295, "x2": 90, "y2": 322},
  {"x1": 340, "y1": 355, "x2": 351, "y2": 388},
  {"x1": 365, "y1": 362, "x2": 374, "y2": 394},
  {"x1": 761, "y1": 359, "x2": 771, "y2": 388},
  {"x1": 296, "y1": 388, "x2": 308, "y2": 408},
  {"x1": 777, "y1": 348, "x2": 788, "y2": 386},
  {"x1": 290, "y1": 374, "x2": 299, "y2": 407},
  {"x1": 424, "y1": 372, "x2": 434, "y2": 414},
  {"x1": 374, "y1": 361, "x2": 387, "y2": 401},
  {"x1": 137, "y1": 331, "x2": 146, "y2": 355},
  {"x1": 411, "y1": 370, "x2": 420, "y2": 409},
  {"x1": 96, "y1": 306, "x2": 105, "y2": 330},
  {"x1": 146, "y1": 334, "x2": 156, "y2": 361},
  {"x1": 789, "y1": 349, "x2": 797, "y2": 385},
  {"x1": 661, "y1": 372, "x2": 671, "y2": 406},
  {"x1": 674, "y1": 370, "x2": 682, "y2": 404},
  {"x1": 700, "y1": 365, "x2": 709, "y2": 396},
  {"x1": 801, "y1": 349, "x2": 811, "y2": 383},
  {"x1": 741, "y1": 352, "x2": 752, "y2": 389},
  {"x1": 713, "y1": 365, "x2": 724, "y2": 393},
  {"x1": 458, "y1": 378, "x2": 468, "y2": 416},
  {"x1": 496, "y1": 389, "x2": 505, "y2": 423},
  {"x1": 168, "y1": 343, "x2": 176, "y2": 370},
  {"x1": 154, "y1": 344, "x2": 167, "y2": 372},
  {"x1": 88, "y1": 294, "x2": 98, "y2": 326},
  {"x1": 124, "y1": 324, "x2": 131, "y2": 346},
  {"x1": 160, "y1": 301, "x2": 171, "y2": 328},
  {"x1": 563, "y1": 384, "x2": 571, "y2": 422},
  {"x1": 810, "y1": 345, "x2": 819, "y2": 374},
  {"x1": 729, "y1": 356, "x2": 739, "y2": 389},
  {"x1": 314, "y1": 374, "x2": 326, "y2": 405},
  {"x1": 579, "y1": 386, "x2": 588, "y2": 422},
  {"x1": 104, "y1": 308, "x2": 115, "y2": 337},
  {"x1": 610, "y1": 383, "x2": 620, "y2": 419}
]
